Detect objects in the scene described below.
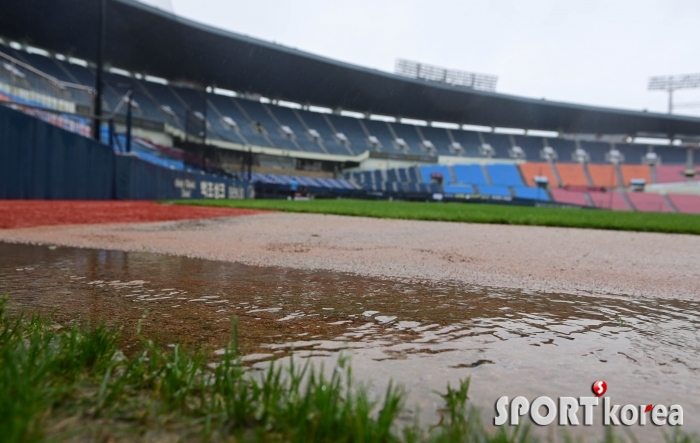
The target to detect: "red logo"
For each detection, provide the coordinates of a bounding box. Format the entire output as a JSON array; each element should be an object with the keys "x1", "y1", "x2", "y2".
[{"x1": 592, "y1": 380, "x2": 607, "y2": 397}]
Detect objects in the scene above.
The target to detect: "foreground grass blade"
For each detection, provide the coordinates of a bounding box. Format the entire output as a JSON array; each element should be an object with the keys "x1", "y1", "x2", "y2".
[{"x1": 0, "y1": 299, "x2": 697, "y2": 442}]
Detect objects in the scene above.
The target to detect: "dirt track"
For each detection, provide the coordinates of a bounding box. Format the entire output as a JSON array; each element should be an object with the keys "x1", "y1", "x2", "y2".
[
  {"x1": 0, "y1": 200, "x2": 266, "y2": 228},
  {"x1": 1, "y1": 209, "x2": 698, "y2": 299}
]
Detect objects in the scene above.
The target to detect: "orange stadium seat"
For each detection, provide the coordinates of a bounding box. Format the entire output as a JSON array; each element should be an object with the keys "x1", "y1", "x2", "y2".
[
  {"x1": 519, "y1": 162, "x2": 557, "y2": 187},
  {"x1": 620, "y1": 165, "x2": 651, "y2": 186},
  {"x1": 555, "y1": 163, "x2": 589, "y2": 187},
  {"x1": 587, "y1": 164, "x2": 618, "y2": 188}
]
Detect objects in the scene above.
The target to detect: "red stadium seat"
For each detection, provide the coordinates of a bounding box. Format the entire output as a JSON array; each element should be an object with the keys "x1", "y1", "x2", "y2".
[
  {"x1": 588, "y1": 191, "x2": 631, "y2": 211},
  {"x1": 626, "y1": 192, "x2": 672, "y2": 213},
  {"x1": 550, "y1": 189, "x2": 589, "y2": 206},
  {"x1": 667, "y1": 194, "x2": 700, "y2": 214}
]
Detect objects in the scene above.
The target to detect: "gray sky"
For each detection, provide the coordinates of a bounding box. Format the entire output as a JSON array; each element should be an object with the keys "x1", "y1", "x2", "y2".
[{"x1": 143, "y1": 0, "x2": 700, "y2": 117}]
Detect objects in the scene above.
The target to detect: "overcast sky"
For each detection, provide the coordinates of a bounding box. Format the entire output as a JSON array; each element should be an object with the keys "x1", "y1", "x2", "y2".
[{"x1": 141, "y1": 0, "x2": 700, "y2": 117}]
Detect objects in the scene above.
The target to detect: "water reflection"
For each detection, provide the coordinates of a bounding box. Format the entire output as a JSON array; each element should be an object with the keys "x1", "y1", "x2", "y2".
[{"x1": 1, "y1": 242, "x2": 698, "y2": 441}]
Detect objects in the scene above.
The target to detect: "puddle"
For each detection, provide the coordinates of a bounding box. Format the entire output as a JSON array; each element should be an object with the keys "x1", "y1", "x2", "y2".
[{"x1": 1, "y1": 242, "x2": 698, "y2": 441}]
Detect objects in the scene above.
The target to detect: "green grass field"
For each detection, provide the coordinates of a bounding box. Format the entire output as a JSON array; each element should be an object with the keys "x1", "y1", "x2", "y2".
[{"x1": 171, "y1": 199, "x2": 700, "y2": 235}]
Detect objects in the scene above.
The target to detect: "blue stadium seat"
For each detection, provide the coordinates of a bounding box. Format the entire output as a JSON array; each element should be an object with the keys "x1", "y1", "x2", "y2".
[
  {"x1": 362, "y1": 120, "x2": 397, "y2": 152},
  {"x1": 419, "y1": 165, "x2": 452, "y2": 184},
  {"x1": 297, "y1": 110, "x2": 350, "y2": 155},
  {"x1": 397, "y1": 168, "x2": 408, "y2": 182},
  {"x1": 615, "y1": 143, "x2": 648, "y2": 164},
  {"x1": 653, "y1": 145, "x2": 688, "y2": 164},
  {"x1": 513, "y1": 186, "x2": 550, "y2": 201},
  {"x1": 513, "y1": 135, "x2": 544, "y2": 161},
  {"x1": 546, "y1": 138, "x2": 577, "y2": 161},
  {"x1": 580, "y1": 141, "x2": 611, "y2": 164},
  {"x1": 453, "y1": 164, "x2": 488, "y2": 185},
  {"x1": 265, "y1": 105, "x2": 322, "y2": 152},
  {"x1": 407, "y1": 167, "x2": 420, "y2": 182},
  {"x1": 485, "y1": 164, "x2": 524, "y2": 186},
  {"x1": 389, "y1": 122, "x2": 423, "y2": 154},
  {"x1": 325, "y1": 114, "x2": 370, "y2": 155},
  {"x1": 481, "y1": 133, "x2": 512, "y2": 158},
  {"x1": 449, "y1": 130, "x2": 482, "y2": 157},
  {"x1": 419, "y1": 126, "x2": 454, "y2": 156}
]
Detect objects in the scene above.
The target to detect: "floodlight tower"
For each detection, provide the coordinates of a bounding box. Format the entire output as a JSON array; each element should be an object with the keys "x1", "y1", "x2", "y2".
[{"x1": 648, "y1": 73, "x2": 700, "y2": 114}]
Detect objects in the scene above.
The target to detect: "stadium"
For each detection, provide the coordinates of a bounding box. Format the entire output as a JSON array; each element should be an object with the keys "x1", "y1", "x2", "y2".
[{"x1": 0, "y1": 0, "x2": 699, "y2": 441}]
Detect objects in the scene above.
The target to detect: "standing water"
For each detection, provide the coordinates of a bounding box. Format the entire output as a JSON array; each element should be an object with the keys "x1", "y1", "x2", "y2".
[{"x1": 1, "y1": 242, "x2": 697, "y2": 441}]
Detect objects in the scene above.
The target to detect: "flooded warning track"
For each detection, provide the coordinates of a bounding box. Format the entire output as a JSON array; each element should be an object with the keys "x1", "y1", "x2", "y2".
[{"x1": 1, "y1": 242, "x2": 698, "y2": 441}]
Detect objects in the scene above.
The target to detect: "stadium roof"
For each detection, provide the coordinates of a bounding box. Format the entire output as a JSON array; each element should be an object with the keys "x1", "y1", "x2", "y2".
[{"x1": 3, "y1": 0, "x2": 700, "y2": 137}]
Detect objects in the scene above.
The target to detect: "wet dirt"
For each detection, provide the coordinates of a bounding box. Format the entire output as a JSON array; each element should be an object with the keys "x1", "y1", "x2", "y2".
[
  {"x1": 0, "y1": 200, "x2": 266, "y2": 229},
  {"x1": 1, "y1": 242, "x2": 698, "y2": 441}
]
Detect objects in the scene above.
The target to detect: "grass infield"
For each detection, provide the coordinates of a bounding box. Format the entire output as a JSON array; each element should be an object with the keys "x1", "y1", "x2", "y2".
[{"x1": 170, "y1": 199, "x2": 700, "y2": 235}]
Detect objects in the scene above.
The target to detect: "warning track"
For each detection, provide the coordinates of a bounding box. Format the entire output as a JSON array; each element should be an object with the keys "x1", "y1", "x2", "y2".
[{"x1": 0, "y1": 201, "x2": 267, "y2": 229}]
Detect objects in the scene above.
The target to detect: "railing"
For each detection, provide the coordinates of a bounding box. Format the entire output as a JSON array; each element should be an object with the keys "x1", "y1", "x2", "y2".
[{"x1": 0, "y1": 50, "x2": 94, "y2": 113}]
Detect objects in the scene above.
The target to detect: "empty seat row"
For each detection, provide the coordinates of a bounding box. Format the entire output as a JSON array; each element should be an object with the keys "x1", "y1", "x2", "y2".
[
  {"x1": 550, "y1": 188, "x2": 700, "y2": 213},
  {"x1": 420, "y1": 164, "x2": 525, "y2": 187},
  {"x1": 5, "y1": 43, "x2": 699, "y2": 165}
]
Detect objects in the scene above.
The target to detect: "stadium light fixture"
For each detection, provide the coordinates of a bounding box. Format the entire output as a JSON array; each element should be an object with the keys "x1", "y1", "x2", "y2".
[
  {"x1": 648, "y1": 73, "x2": 700, "y2": 114},
  {"x1": 396, "y1": 59, "x2": 498, "y2": 92}
]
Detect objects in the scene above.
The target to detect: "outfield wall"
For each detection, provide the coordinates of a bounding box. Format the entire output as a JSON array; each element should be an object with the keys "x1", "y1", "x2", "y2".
[
  {"x1": 0, "y1": 105, "x2": 251, "y2": 200},
  {"x1": 0, "y1": 103, "x2": 114, "y2": 199}
]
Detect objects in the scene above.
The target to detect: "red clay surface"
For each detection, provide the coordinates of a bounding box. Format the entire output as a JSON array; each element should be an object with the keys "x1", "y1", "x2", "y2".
[{"x1": 0, "y1": 201, "x2": 267, "y2": 229}]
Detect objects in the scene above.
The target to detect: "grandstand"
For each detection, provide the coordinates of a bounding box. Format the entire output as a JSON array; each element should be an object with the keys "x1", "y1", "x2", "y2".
[{"x1": 0, "y1": 0, "x2": 699, "y2": 213}]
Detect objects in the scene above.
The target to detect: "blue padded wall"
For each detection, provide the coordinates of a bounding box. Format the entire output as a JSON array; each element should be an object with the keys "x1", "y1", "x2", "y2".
[{"x1": 0, "y1": 104, "x2": 114, "y2": 199}]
